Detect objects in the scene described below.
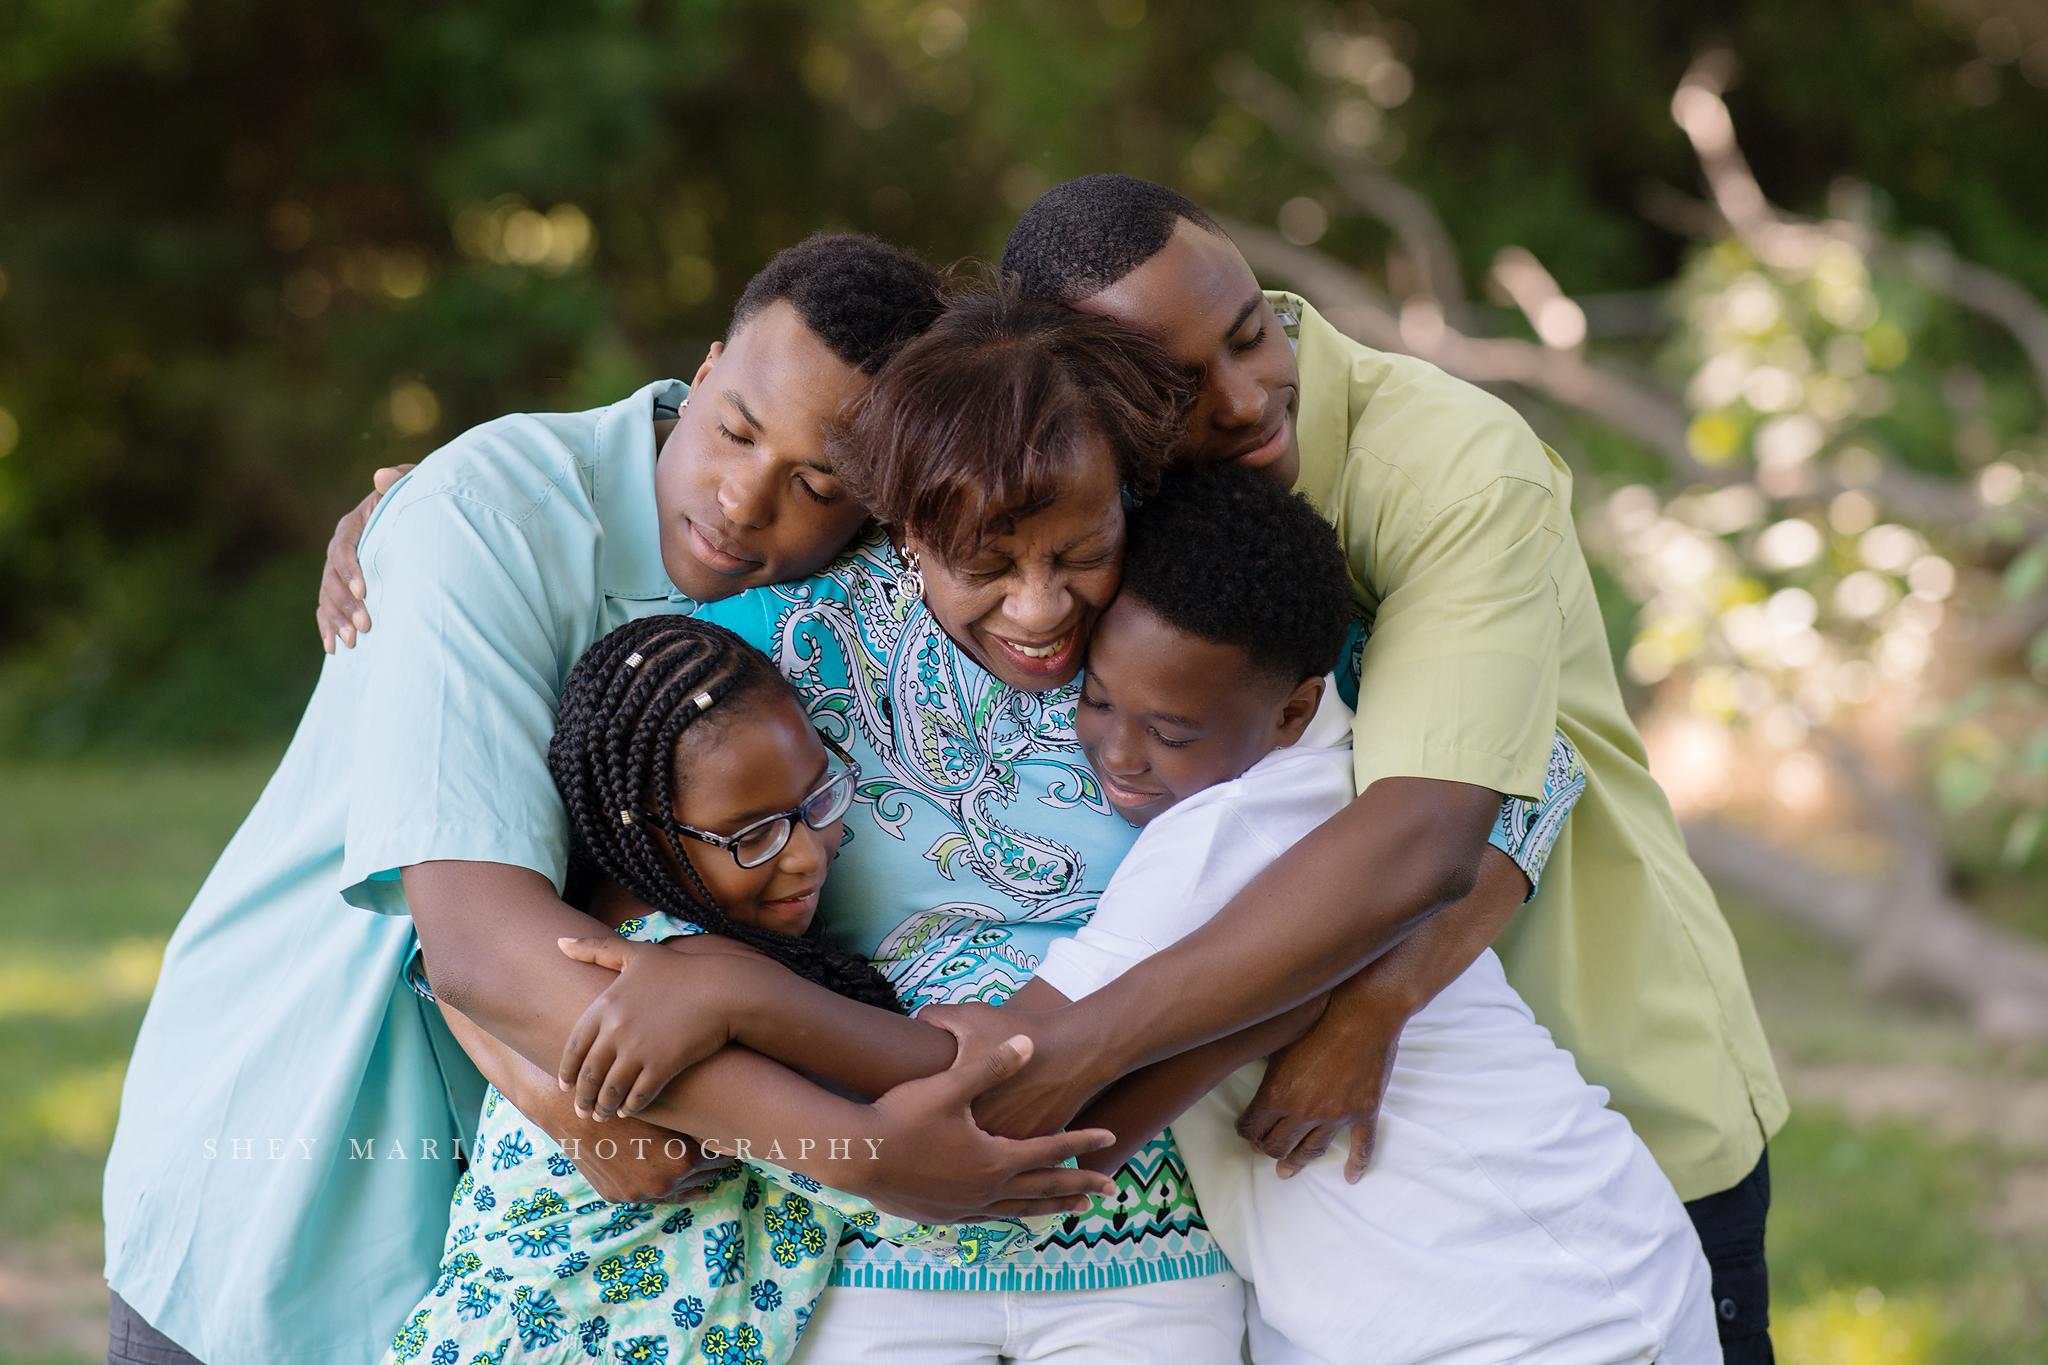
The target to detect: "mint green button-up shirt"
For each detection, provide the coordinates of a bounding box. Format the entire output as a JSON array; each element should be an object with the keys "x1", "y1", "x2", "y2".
[{"x1": 103, "y1": 380, "x2": 696, "y2": 1365}]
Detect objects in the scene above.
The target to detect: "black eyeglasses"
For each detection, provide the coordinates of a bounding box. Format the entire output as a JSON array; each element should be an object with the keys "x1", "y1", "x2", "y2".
[{"x1": 636, "y1": 732, "x2": 862, "y2": 869}]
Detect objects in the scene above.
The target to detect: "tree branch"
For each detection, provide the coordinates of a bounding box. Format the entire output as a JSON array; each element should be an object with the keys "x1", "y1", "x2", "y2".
[
  {"x1": 1213, "y1": 54, "x2": 1472, "y2": 329},
  {"x1": 1683, "y1": 814, "x2": 2048, "y2": 1042}
]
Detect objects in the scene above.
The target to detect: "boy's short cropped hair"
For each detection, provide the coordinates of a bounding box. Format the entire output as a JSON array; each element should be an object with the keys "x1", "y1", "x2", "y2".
[
  {"x1": 1120, "y1": 464, "x2": 1353, "y2": 689},
  {"x1": 732, "y1": 233, "x2": 945, "y2": 374},
  {"x1": 1000, "y1": 174, "x2": 1223, "y2": 304}
]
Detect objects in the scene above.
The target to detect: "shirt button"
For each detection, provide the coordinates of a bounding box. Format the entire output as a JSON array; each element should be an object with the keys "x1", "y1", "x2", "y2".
[{"x1": 1718, "y1": 1297, "x2": 1739, "y2": 1321}]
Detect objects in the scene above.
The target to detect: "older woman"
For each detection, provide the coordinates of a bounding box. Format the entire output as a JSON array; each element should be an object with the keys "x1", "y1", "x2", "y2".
[{"x1": 661, "y1": 289, "x2": 1593, "y2": 1361}]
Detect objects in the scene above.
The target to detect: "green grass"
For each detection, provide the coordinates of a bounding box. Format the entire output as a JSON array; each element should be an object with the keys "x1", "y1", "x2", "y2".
[
  {"x1": 1, "y1": 754, "x2": 2043, "y2": 1363},
  {"x1": 0, "y1": 751, "x2": 280, "y2": 1364}
]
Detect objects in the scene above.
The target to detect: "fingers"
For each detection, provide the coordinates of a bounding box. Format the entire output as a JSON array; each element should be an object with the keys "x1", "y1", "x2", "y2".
[
  {"x1": 558, "y1": 1004, "x2": 606, "y2": 1095},
  {"x1": 590, "y1": 1053, "x2": 643, "y2": 1122},
  {"x1": 1251, "y1": 1114, "x2": 1316, "y2": 1163},
  {"x1": 924, "y1": 1032, "x2": 1036, "y2": 1110},
  {"x1": 620, "y1": 1063, "x2": 672, "y2": 1119},
  {"x1": 557, "y1": 935, "x2": 632, "y2": 971},
  {"x1": 980, "y1": 1194, "x2": 1100, "y2": 1219},
  {"x1": 372, "y1": 462, "x2": 416, "y2": 495},
  {"x1": 1275, "y1": 1121, "x2": 1341, "y2": 1179},
  {"x1": 985, "y1": 1148, "x2": 1119, "y2": 1204},
  {"x1": 997, "y1": 1127, "x2": 1119, "y2": 1197},
  {"x1": 1345, "y1": 1114, "x2": 1379, "y2": 1184},
  {"x1": 1235, "y1": 1099, "x2": 1282, "y2": 1147}
]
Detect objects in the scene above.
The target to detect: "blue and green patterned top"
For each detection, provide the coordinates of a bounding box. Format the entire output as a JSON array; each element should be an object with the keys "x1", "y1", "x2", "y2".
[{"x1": 700, "y1": 535, "x2": 1227, "y2": 1293}]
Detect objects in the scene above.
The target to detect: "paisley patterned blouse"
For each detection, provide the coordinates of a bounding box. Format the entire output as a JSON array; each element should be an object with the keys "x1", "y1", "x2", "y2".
[{"x1": 700, "y1": 534, "x2": 1228, "y2": 1292}]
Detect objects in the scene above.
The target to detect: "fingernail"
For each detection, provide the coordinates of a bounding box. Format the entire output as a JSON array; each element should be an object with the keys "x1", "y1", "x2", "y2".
[{"x1": 351, "y1": 579, "x2": 365, "y2": 598}]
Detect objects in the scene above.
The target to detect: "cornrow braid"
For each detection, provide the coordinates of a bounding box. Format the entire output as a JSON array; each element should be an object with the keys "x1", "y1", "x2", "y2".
[{"x1": 548, "y1": 616, "x2": 906, "y2": 1013}]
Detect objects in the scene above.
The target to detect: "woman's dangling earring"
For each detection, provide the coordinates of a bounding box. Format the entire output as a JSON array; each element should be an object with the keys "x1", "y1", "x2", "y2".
[{"x1": 895, "y1": 544, "x2": 925, "y2": 604}]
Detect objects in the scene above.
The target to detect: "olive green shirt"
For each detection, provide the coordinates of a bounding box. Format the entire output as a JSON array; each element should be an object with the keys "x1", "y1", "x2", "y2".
[{"x1": 1279, "y1": 293, "x2": 1786, "y2": 1201}]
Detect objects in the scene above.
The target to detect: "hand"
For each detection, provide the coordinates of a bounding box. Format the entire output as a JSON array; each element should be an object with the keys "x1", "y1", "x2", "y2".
[
  {"x1": 918, "y1": 999, "x2": 1102, "y2": 1139},
  {"x1": 1235, "y1": 995, "x2": 1403, "y2": 1181},
  {"x1": 858, "y1": 1033, "x2": 1120, "y2": 1224},
  {"x1": 556, "y1": 935, "x2": 760, "y2": 1121},
  {"x1": 567, "y1": 1117, "x2": 736, "y2": 1205},
  {"x1": 436, "y1": 996, "x2": 731, "y2": 1203},
  {"x1": 318, "y1": 462, "x2": 415, "y2": 652}
]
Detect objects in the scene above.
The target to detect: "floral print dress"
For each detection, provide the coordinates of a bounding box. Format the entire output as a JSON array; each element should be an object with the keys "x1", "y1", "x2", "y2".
[{"x1": 380, "y1": 912, "x2": 1007, "y2": 1365}]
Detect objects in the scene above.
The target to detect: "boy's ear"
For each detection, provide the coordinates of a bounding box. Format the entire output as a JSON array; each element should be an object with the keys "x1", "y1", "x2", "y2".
[
  {"x1": 690, "y1": 340, "x2": 725, "y2": 390},
  {"x1": 1272, "y1": 675, "x2": 1325, "y2": 749}
]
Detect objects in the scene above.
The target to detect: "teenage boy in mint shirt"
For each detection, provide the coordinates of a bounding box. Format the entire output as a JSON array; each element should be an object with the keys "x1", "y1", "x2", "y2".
[{"x1": 104, "y1": 237, "x2": 1106, "y2": 1365}]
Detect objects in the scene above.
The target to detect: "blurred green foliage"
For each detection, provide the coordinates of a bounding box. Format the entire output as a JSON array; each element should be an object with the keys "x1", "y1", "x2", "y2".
[{"x1": 2, "y1": 0, "x2": 2045, "y2": 751}]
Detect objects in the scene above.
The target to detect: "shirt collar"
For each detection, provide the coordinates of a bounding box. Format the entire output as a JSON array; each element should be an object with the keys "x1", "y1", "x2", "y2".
[
  {"x1": 1267, "y1": 290, "x2": 1353, "y2": 511},
  {"x1": 593, "y1": 378, "x2": 696, "y2": 604}
]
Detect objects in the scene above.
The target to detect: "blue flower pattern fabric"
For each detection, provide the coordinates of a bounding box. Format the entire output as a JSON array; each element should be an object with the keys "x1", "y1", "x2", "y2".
[{"x1": 377, "y1": 911, "x2": 967, "y2": 1365}]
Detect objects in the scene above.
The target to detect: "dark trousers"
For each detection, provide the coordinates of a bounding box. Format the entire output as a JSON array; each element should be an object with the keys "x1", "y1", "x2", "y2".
[
  {"x1": 108, "y1": 1291, "x2": 205, "y2": 1365},
  {"x1": 1683, "y1": 1149, "x2": 1775, "y2": 1365}
]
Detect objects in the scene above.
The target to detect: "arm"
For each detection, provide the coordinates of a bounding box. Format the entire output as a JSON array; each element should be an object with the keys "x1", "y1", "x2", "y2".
[
  {"x1": 553, "y1": 932, "x2": 956, "y2": 1119},
  {"x1": 317, "y1": 463, "x2": 415, "y2": 651},
  {"x1": 411, "y1": 864, "x2": 1116, "y2": 1220},
  {"x1": 955, "y1": 775, "x2": 1500, "y2": 1138},
  {"x1": 1235, "y1": 844, "x2": 1528, "y2": 1178},
  {"x1": 407, "y1": 861, "x2": 951, "y2": 1112},
  {"x1": 1069, "y1": 996, "x2": 1327, "y2": 1173},
  {"x1": 437, "y1": 999, "x2": 734, "y2": 1204}
]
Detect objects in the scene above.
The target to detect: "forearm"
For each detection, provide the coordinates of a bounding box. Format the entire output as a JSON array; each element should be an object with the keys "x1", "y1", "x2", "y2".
[
  {"x1": 1319, "y1": 846, "x2": 1527, "y2": 1028},
  {"x1": 1059, "y1": 777, "x2": 1500, "y2": 1088},
  {"x1": 722, "y1": 969, "x2": 956, "y2": 1099},
  {"x1": 408, "y1": 860, "x2": 951, "y2": 1096},
  {"x1": 1072, "y1": 997, "x2": 1326, "y2": 1172},
  {"x1": 407, "y1": 861, "x2": 626, "y2": 1074}
]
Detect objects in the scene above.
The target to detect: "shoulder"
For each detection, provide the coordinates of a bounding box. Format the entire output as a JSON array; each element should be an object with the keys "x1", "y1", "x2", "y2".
[
  {"x1": 1290, "y1": 298, "x2": 1564, "y2": 516},
  {"x1": 377, "y1": 410, "x2": 602, "y2": 532},
  {"x1": 1218, "y1": 747, "x2": 1354, "y2": 849},
  {"x1": 369, "y1": 380, "x2": 676, "y2": 538}
]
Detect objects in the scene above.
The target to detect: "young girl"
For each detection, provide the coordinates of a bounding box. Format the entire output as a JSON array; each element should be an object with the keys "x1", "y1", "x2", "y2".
[{"x1": 382, "y1": 616, "x2": 1017, "y2": 1365}]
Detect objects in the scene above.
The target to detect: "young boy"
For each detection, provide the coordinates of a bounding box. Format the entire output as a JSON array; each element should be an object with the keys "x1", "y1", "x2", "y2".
[{"x1": 1016, "y1": 465, "x2": 1718, "y2": 1365}]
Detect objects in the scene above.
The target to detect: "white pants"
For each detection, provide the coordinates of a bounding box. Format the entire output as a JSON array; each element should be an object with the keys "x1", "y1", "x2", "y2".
[{"x1": 785, "y1": 1273, "x2": 1248, "y2": 1364}]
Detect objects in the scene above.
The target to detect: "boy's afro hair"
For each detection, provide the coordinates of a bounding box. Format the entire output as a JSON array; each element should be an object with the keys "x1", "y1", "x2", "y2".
[
  {"x1": 732, "y1": 233, "x2": 945, "y2": 374},
  {"x1": 1000, "y1": 174, "x2": 1224, "y2": 304},
  {"x1": 1120, "y1": 463, "x2": 1353, "y2": 689}
]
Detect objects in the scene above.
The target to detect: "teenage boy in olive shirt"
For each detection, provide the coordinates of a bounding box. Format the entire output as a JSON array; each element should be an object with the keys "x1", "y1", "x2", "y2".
[{"x1": 980, "y1": 177, "x2": 1785, "y2": 1365}]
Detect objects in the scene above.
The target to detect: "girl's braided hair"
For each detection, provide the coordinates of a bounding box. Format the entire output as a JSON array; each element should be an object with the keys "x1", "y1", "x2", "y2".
[{"x1": 548, "y1": 615, "x2": 905, "y2": 1013}]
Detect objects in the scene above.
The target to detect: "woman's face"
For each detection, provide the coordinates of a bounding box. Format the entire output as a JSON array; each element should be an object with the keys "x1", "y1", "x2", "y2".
[{"x1": 907, "y1": 437, "x2": 1126, "y2": 693}]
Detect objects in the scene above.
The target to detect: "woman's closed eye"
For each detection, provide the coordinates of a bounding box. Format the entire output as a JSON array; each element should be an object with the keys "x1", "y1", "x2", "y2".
[
  {"x1": 1232, "y1": 325, "x2": 1267, "y2": 355},
  {"x1": 795, "y1": 476, "x2": 839, "y2": 506},
  {"x1": 1149, "y1": 727, "x2": 1194, "y2": 749},
  {"x1": 716, "y1": 421, "x2": 754, "y2": 447}
]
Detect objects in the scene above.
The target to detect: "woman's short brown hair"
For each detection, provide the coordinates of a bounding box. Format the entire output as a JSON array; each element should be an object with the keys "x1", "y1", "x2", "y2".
[{"x1": 829, "y1": 286, "x2": 1193, "y2": 566}]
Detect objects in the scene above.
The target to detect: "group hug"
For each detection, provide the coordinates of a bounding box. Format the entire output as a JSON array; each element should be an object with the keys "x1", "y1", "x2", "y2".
[{"x1": 102, "y1": 175, "x2": 1787, "y2": 1365}]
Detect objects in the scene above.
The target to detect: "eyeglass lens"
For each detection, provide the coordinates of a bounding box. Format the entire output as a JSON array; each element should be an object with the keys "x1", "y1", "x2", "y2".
[{"x1": 731, "y1": 769, "x2": 857, "y2": 868}]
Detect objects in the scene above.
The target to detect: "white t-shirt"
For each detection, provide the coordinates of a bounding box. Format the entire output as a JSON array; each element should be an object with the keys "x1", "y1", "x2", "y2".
[{"x1": 1037, "y1": 688, "x2": 1719, "y2": 1365}]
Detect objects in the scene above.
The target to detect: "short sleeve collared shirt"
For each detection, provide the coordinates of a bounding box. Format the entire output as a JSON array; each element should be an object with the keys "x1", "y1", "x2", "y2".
[
  {"x1": 103, "y1": 380, "x2": 698, "y2": 1365},
  {"x1": 1279, "y1": 294, "x2": 1786, "y2": 1200}
]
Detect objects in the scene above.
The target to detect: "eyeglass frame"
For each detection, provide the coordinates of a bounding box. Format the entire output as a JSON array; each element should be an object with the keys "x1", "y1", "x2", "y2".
[{"x1": 635, "y1": 730, "x2": 862, "y2": 869}]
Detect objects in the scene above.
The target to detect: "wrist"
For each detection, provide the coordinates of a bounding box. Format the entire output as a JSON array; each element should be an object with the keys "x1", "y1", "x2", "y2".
[{"x1": 1323, "y1": 971, "x2": 1419, "y2": 1036}]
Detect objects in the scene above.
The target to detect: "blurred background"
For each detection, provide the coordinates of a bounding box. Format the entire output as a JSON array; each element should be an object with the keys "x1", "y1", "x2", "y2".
[{"x1": 3, "y1": 0, "x2": 2046, "y2": 1360}]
